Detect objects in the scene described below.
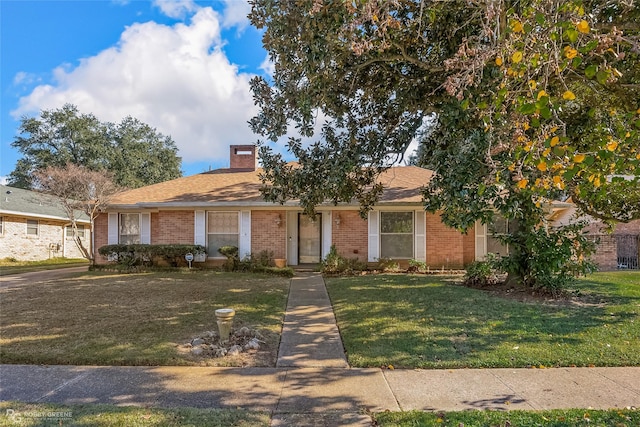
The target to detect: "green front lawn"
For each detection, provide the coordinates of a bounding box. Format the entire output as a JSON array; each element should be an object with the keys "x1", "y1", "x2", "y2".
[
  {"x1": 0, "y1": 271, "x2": 289, "y2": 366},
  {"x1": 373, "y1": 408, "x2": 640, "y2": 427},
  {"x1": 1, "y1": 402, "x2": 637, "y2": 427},
  {"x1": 0, "y1": 402, "x2": 269, "y2": 427},
  {"x1": 326, "y1": 272, "x2": 640, "y2": 369}
]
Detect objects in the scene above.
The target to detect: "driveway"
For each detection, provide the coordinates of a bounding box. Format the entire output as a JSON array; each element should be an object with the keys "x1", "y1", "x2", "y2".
[{"x1": 0, "y1": 266, "x2": 89, "y2": 289}]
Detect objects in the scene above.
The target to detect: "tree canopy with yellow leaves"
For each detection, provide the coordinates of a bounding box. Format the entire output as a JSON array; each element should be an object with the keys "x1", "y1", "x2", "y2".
[{"x1": 249, "y1": 0, "x2": 639, "y2": 287}]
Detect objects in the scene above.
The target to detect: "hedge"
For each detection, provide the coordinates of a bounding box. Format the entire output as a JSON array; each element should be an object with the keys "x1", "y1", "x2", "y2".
[{"x1": 98, "y1": 244, "x2": 206, "y2": 267}]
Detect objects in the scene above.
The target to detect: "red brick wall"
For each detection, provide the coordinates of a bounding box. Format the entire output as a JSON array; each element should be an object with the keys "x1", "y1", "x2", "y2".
[
  {"x1": 94, "y1": 213, "x2": 109, "y2": 264},
  {"x1": 590, "y1": 235, "x2": 618, "y2": 271},
  {"x1": 426, "y1": 212, "x2": 466, "y2": 269},
  {"x1": 251, "y1": 210, "x2": 286, "y2": 259},
  {"x1": 94, "y1": 208, "x2": 477, "y2": 268},
  {"x1": 331, "y1": 210, "x2": 368, "y2": 262},
  {"x1": 152, "y1": 211, "x2": 194, "y2": 244},
  {"x1": 229, "y1": 145, "x2": 256, "y2": 170},
  {"x1": 462, "y1": 224, "x2": 476, "y2": 266}
]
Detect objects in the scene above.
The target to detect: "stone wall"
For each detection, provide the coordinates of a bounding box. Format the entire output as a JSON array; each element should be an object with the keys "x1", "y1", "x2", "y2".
[{"x1": 0, "y1": 214, "x2": 89, "y2": 261}]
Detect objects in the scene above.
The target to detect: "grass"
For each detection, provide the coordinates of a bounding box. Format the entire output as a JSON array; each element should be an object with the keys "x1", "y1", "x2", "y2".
[
  {"x1": 0, "y1": 270, "x2": 289, "y2": 366},
  {"x1": 0, "y1": 401, "x2": 269, "y2": 427},
  {"x1": 373, "y1": 408, "x2": 640, "y2": 426},
  {"x1": 0, "y1": 257, "x2": 89, "y2": 275},
  {"x1": 326, "y1": 271, "x2": 640, "y2": 369},
  {"x1": 1, "y1": 402, "x2": 637, "y2": 427}
]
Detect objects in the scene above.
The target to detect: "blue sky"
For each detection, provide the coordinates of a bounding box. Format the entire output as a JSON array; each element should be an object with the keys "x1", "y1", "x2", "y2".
[{"x1": 1, "y1": 0, "x2": 272, "y2": 182}]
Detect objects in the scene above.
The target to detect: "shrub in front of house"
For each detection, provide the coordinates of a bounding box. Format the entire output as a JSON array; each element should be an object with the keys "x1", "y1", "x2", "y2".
[
  {"x1": 218, "y1": 247, "x2": 293, "y2": 277},
  {"x1": 98, "y1": 244, "x2": 206, "y2": 268},
  {"x1": 321, "y1": 245, "x2": 368, "y2": 275},
  {"x1": 463, "y1": 260, "x2": 501, "y2": 287}
]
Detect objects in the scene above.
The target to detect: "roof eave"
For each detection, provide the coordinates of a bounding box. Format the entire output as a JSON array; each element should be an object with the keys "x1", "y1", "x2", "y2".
[{"x1": 0, "y1": 209, "x2": 91, "y2": 223}]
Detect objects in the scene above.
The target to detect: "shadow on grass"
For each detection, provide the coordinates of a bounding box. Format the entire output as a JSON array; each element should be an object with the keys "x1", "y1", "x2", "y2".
[
  {"x1": 0, "y1": 271, "x2": 289, "y2": 367},
  {"x1": 326, "y1": 274, "x2": 640, "y2": 368}
]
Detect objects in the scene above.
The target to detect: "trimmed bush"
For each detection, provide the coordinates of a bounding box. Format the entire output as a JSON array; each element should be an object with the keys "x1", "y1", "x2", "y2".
[
  {"x1": 321, "y1": 245, "x2": 367, "y2": 275},
  {"x1": 98, "y1": 244, "x2": 206, "y2": 267},
  {"x1": 464, "y1": 261, "x2": 495, "y2": 287}
]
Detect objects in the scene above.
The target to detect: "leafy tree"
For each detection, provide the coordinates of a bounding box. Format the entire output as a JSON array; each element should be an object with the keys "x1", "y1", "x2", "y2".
[
  {"x1": 9, "y1": 104, "x2": 182, "y2": 189},
  {"x1": 33, "y1": 164, "x2": 118, "y2": 264},
  {"x1": 249, "y1": 0, "x2": 639, "y2": 288},
  {"x1": 109, "y1": 116, "x2": 182, "y2": 189}
]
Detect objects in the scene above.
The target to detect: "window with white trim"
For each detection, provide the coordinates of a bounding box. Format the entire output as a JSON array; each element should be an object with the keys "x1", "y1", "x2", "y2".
[
  {"x1": 26, "y1": 219, "x2": 39, "y2": 236},
  {"x1": 487, "y1": 216, "x2": 509, "y2": 256},
  {"x1": 0, "y1": 216, "x2": 3, "y2": 235},
  {"x1": 380, "y1": 211, "x2": 414, "y2": 259},
  {"x1": 119, "y1": 213, "x2": 140, "y2": 244},
  {"x1": 207, "y1": 212, "x2": 239, "y2": 258},
  {"x1": 66, "y1": 224, "x2": 86, "y2": 238}
]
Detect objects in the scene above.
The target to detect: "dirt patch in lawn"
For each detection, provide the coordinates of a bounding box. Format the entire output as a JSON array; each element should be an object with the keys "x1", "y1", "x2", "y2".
[
  {"x1": 177, "y1": 327, "x2": 280, "y2": 367},
  {"x1": 458, "y1": 279, "x2": 609, "y2": 308}
]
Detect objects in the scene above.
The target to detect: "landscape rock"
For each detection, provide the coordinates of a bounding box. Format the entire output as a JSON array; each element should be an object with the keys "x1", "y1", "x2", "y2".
[
  {"x1": 236, "y1": 326, "x2": 251, "y2": 337},
  {"x1": 227, "y1": 345, "x2": 243, "y2": 356},
  {"x1": 186, "y1": 326, "x2": 267, "y2": 359},
  {"x1": 244, "y1": 338, "x2": 260, "y2": 350}
]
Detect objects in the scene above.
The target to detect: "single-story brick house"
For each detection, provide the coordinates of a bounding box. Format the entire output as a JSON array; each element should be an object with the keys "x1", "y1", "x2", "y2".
[
  {"x1": 94, "y1": 145, "x2": 493, "y2": 268},
  {"x1": 96, "y1": 145, "x2": 639, "y2": 270},
  {"x1": 0, "y1": 184, "x2": 90, "y2": 261}
]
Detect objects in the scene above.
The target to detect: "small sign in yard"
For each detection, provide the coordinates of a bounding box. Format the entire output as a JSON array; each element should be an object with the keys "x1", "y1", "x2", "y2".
[{"x1": 185, "y1": 253, "x2": 194, "y2": 268}]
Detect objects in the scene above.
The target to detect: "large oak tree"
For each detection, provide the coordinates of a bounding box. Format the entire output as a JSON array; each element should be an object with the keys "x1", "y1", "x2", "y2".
[
  {"x1": 9, "y1": 104, "x2": 182, "y2": 190},
  {"x1": 249, "y1": 0, "x2": 639, "y2": 288}
]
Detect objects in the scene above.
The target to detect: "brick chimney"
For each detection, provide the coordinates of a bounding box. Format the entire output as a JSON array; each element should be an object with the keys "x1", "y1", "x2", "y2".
[{"x1": 229, "y1": 145, "x2": 257, "y2": 171}]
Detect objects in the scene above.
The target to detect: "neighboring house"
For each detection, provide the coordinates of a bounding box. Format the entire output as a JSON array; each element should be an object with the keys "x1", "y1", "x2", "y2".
[
  {"x1": 552, "y1": 205, "x2": 640, "y2": 271},
  {"x1": 94, "y1": 145, "x2": 480, "y2": 268},
  {"x1": 0, "y1": 185, "x2": 91, "y2": 261}
]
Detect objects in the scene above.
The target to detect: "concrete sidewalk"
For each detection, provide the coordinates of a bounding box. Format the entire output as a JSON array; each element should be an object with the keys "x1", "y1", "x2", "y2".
[
  {"x1": 1, "y1": 365, "x2": 638, "y2": 415},
  {"x1": 0, "y1": 272, "x2": 639, "y2": 426}
]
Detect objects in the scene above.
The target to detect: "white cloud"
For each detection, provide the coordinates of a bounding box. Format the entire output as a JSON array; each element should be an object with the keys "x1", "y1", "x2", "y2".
[
  {"x1": 12, "y1": 71, "x2": 41, "y2": 87},
  {"x1": 153, "y1": 0, "x2": 200, "y2": 19},
  {"x1": 259, "y1": 54, "x2": 274, "y2": 78},
  {"x1": 12, "y1": 7, "x2": 259, "y2": 166},
  {"x1": 0, "y1": 176, "x2": 8, "y2": 185},
  {"x1": 219, "y1": 0, "x2": 251, "y2": 30}
]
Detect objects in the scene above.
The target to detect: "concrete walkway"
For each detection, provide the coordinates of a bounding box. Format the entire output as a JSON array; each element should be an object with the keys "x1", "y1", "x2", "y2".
[
  {"x1": 277, "y1": 273, "x2": 348, "y2": 368},
  {"x1": 0, "y1": 271, "x2": 639, "y2": 426}
]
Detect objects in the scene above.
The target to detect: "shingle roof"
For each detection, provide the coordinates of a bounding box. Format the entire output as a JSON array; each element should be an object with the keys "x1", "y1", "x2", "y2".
[
  {"x1": 108, "y1": 166, "x2": 434, "y2": 208},
  {"x1": 0, "y1": 185, "x2": 90, "y2": 222}
]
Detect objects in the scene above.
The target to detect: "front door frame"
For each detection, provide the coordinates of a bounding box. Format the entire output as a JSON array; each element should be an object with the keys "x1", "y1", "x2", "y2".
[{"x1": 298, "y1": 213, "x2": 322, "y2": 264}]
